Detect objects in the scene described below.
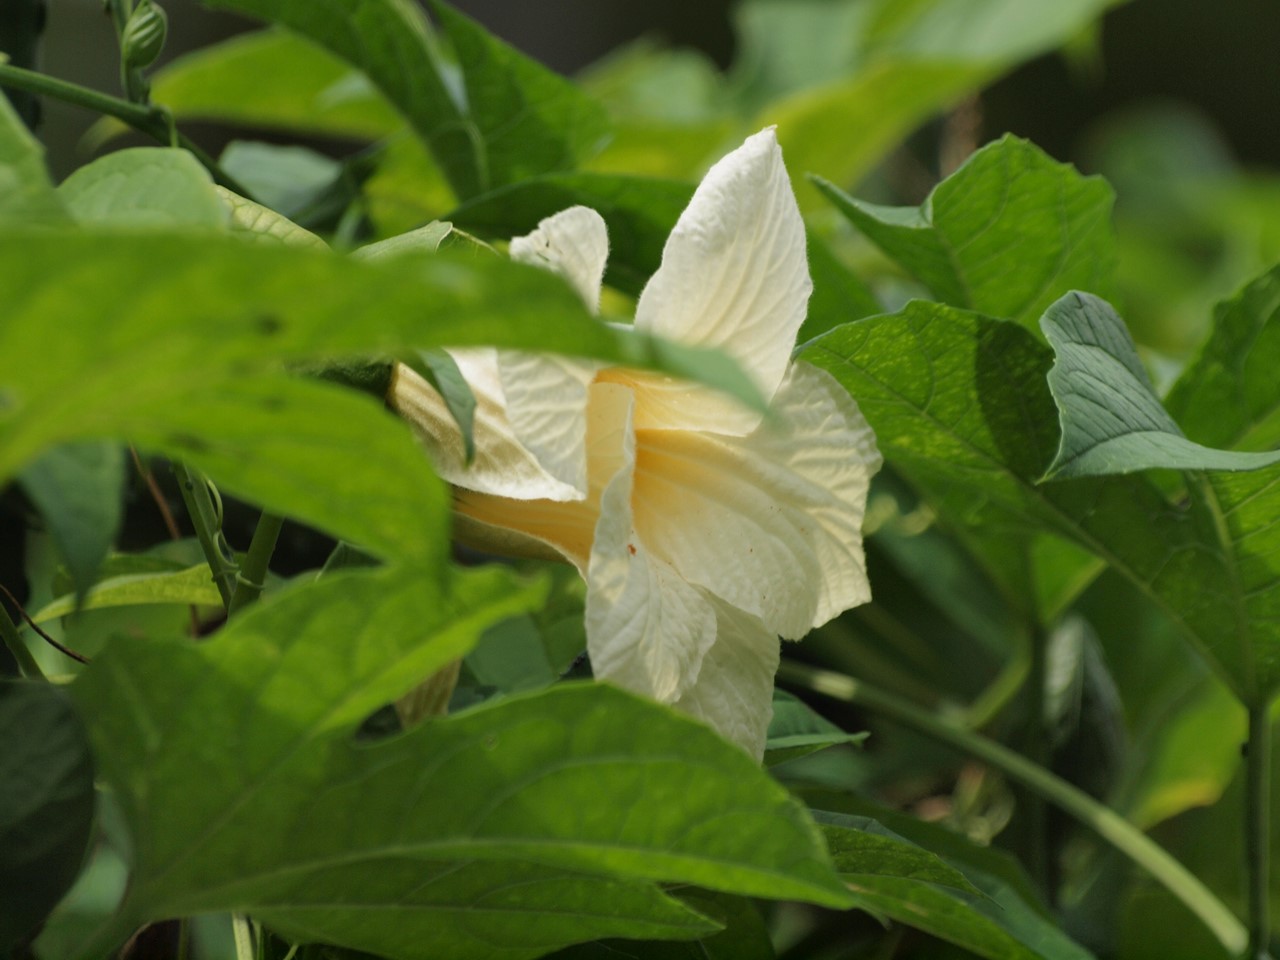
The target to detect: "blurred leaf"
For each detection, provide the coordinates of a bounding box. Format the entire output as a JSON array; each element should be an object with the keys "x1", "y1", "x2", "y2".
[
  {"x1": 71, "y1": 567, "x2": 852, "y2": 959},
  {"x1": 449, "y1": 173, "x2": 693, "y2": 296},
  {"x1": 17, "y1": 442, "x2": 124, "y2": 601},
  {"x1": 57, "y1": 147, "x2": 228, "y2": 229},
  {"x1": 32, "y1": 564, "x2": 221, "y2": 624},
  {"x1": 1041, "y1": 292, "x2": 1280, "y2": 478},
  {"x1": 815, "y1": 137, "x2": 1116, "y2": 329},
  {"x1": 0, "y1": 232, "x2": 764, "y2": 556},
  {"x1": 216, "y1": 186, "x2": 328, "y2": 248},
  {"x1": 201, "y1": 0, "x2": 608, "y2": 202},
  {"x1": 355, "y1": 220, "x2": 456, "y2": 260},
  {"x1": 765, "y1": 690, "x2": 867, "y2": 766},
  {"x1": 0, "y1": 681, "x2": 95, "y2": 953},
  {"x1": 814, "y1": 807, "x2": 1093, "y2": 960},
  {"x1": 745, "y1": 0, "x2": 1129, "y2": 205},
  {"x1": 801, "y1": 303, "x2": 1277, "y2": 703},
  {"x1": 798, "y1": 231, "x2": 883, "y2": 344},
  {"x1": 88, "y1": 28, "x2": 403, "y2": 147},
  {"x1": 219, "y1": 141, "x2": 343, "y2": 219},
  {"x1": 0, "y1": 90, "x2": 68, "y2": 225},
  {"x1": 363, "y1": 133, "x2": 454, "y2": 237}
]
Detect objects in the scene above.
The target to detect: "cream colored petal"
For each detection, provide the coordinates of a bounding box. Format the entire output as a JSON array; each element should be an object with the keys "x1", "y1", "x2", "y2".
[
  {"x1": 585, "y1": 382, "x2": 718, "y2": 702},
  {"x1": 633, "y1": 127, "x2": 810, "y2": 431},
  {"x1": 632, "y1": 360, "x2": 881, "y2": 639},
  {"x1": 390, "y1": 350, "x2": 583, "y2": 502},
  {"x1": 671, "y1": 599, "x2": 780, "y2": 761},
  {"x1": 596, "y1": 367, "x2": 763, "y2": 436},
  {"x1": 509, "y1": 205, "x2": 609, "y2": 312},
  {"x1": 497, "y1": 351, "x2": 595, "y2": 498}
]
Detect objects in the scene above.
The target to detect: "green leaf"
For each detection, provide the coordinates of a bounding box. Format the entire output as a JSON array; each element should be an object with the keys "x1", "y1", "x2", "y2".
[
  {"x1": 56, "y1": 148, "x2": 229, "y2": 229},
  {"x1": 31, "y1": 564, "x2": 222, "y2": 624},
  {"x1": 87, "y1": 28, "x2": 403, "y2": 147},
  {"x1": 354, "y1": 220, "x2": 457, "y2": 260},
  {"x1": 17, "y1": 442, "x2": 124, "y2": 601},
  {"x1": 429, "y1": 1, "x2": 610, "y2": 191},
  {"x1": 814, "y1": 137, "x2": 1116, "y2": 329},
  {"x1": 801, "y1": 303, "x2": 1276, "y2": 703},
  {"x1": 1041, "y1": 291, "x2": 1280, "y2": 478},
  {"x1": 70, "y1": 567, "x2": 851, "y2": 960},
  {"x1": 765, "y1": 690, "x2": 867, "y2": 766},
  {"x1": 216, "y1": 186, "x2": 327, "y2": 248},
  {"x1": 448, "y1": 173, "x2": 694, "y2": 296},
  {"x1": 414, "y1": 349, "x2": 477, "y2": 464},
  {"x1": 815, "y1": 810, "x2": 1094, "y2": 960},
  {"x1": 0, "y1": 232, "x2": 764, "y2": 552},
  {"x1": 1165, "y1": 264, "x2": 1280, "y2": 453},
  {"x1": 199, "y1": 0, "x2": 608, "y2": 201},
  {"x1": 0, "y1": 90, "x2": 68, "y2": 226},
  {"x1": 0, "y1": 681, "x2": 95, "y2": 953},
  {"x1": 797, "y1": 231, "x2": 883, "y2": 345}
]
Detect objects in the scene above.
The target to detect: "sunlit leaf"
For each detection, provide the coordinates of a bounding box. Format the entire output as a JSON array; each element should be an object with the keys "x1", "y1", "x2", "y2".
[{"x1": 815, "y1": 137, "x2": 1116, "y2": 330}]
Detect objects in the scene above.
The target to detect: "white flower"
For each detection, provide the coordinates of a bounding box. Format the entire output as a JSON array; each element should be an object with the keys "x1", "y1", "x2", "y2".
[{"x1": 392, "y1": 128, "x2": 881, "y2": 758}]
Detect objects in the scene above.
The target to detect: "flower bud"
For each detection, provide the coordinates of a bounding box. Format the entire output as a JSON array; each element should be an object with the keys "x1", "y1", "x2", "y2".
[{"x1": 121, "y1": 0, "x2": 167, "y2": 69}]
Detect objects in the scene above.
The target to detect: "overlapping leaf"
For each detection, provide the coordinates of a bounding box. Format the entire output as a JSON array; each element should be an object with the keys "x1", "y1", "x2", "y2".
[
  {"x1": 70, "y1": 567, "x2": 852, "y2": 960},
  {"x1": 199, "y1": 0, "x2": 608, "y2": 200},
  {"x1": 801, "y1": 301, "x2": 1272, "y2": 702},
  {"x1": 815, "y1": 137, "x2": 1116, "y2": 329}
]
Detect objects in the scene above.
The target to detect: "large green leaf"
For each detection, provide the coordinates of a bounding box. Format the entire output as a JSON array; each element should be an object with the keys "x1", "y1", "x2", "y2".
[
  {"x1": 17, "y1": 442, "x2": 124, "y2": 600},
  {"x1": 0, "y1": 231, "x2": 761, "y2": 566},
  {"x1": 0, "y1": 90, "x2": 68, "y2": 225},
  {"x1": 56, "y1": 148, "x2": 229, "y2": 229},
  {"x1": 1041, "y1": 292, "x2": 1280, "y2": 478},
  {"x1": 0, "y1": 681, "x2": 95, "y2": 953},
  {"x1": 199, "y1": 0, "x2": 607, "y2": 201},
  {"x1": 32, "y1": 564, "x2": 222, "y2": 624},
  {"x1": 70, "y1": 567, "x2": 852, "y2": 960},
  {"x1": 814, "y1": 137, "x2": 1116, "y2": 329},
  {"x1": 448, "y1": 173, "x2": 694, "y2": 296},
  {"x1": 801, "y1": 302, "x2": 1275, "y2": 703}
]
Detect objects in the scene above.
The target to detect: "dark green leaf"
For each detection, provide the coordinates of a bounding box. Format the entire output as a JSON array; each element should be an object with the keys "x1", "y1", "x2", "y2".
[
  {"x1": 57, "y1": 148, "x2": 229, "y2": 229},
  {"x1": 17, "y1": 442, "x2": 124, "y2": 600},
  {"x1": 448, "y1": 173, "x2": 693, "y2": 296},
  {"x1": 765, "y1": 690, "x2": 867, "y2": 766},
  {"x1": 797, "y1": 231, "x2": 882, "y2": 345},
  {"x1": 813, "y1": 137, "x2": 1115, "y2": 329},
  {"x1": 1041, "y1": 291, "x2": 1280, "y2": 478},
  {"x1": 0, "y1": 681, "x2": 95, "y2": 952},
  {"x1": 0, "y1": 91, "x2": 68, "y2": 225},
  {"x1": 429, "y1": 1, "x2": 610, "y2": 192},
  {"x1": 815, "y1": 810, "x2": 1093, "y2": 960},
  {"x1": 414, "y1": 349, "x2": 477, "y2": 463},
  {"x1": 70, "y1": 567, "x2": 851, "y2": 959}
]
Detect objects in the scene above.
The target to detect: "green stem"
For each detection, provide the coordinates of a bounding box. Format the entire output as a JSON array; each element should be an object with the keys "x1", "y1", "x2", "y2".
[
  {"x1": 0, "y1": 601, "x2": 44, "y2": 678},
  {"x1": 1247, "y1": 701, "x2": 1274, "y2": 960},
  {"x1": 0, "y1": 62, "x2": 254, "y2": 196},
  {"x1": 227, "y1": 511, "x2": 284, "y2": 617},
  {"x1": 172, "y1": 462, "x2": 238, "y2": 609},
  {"x1": 232, "y1": 914, "x2": 255, "y2": 960},
  {"x1": 1021, "y1": 619, "x2": 1051, "y2": 899},
  {"x1": 778, "y1": 660, "x2": 1249, "y2": 957}
]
